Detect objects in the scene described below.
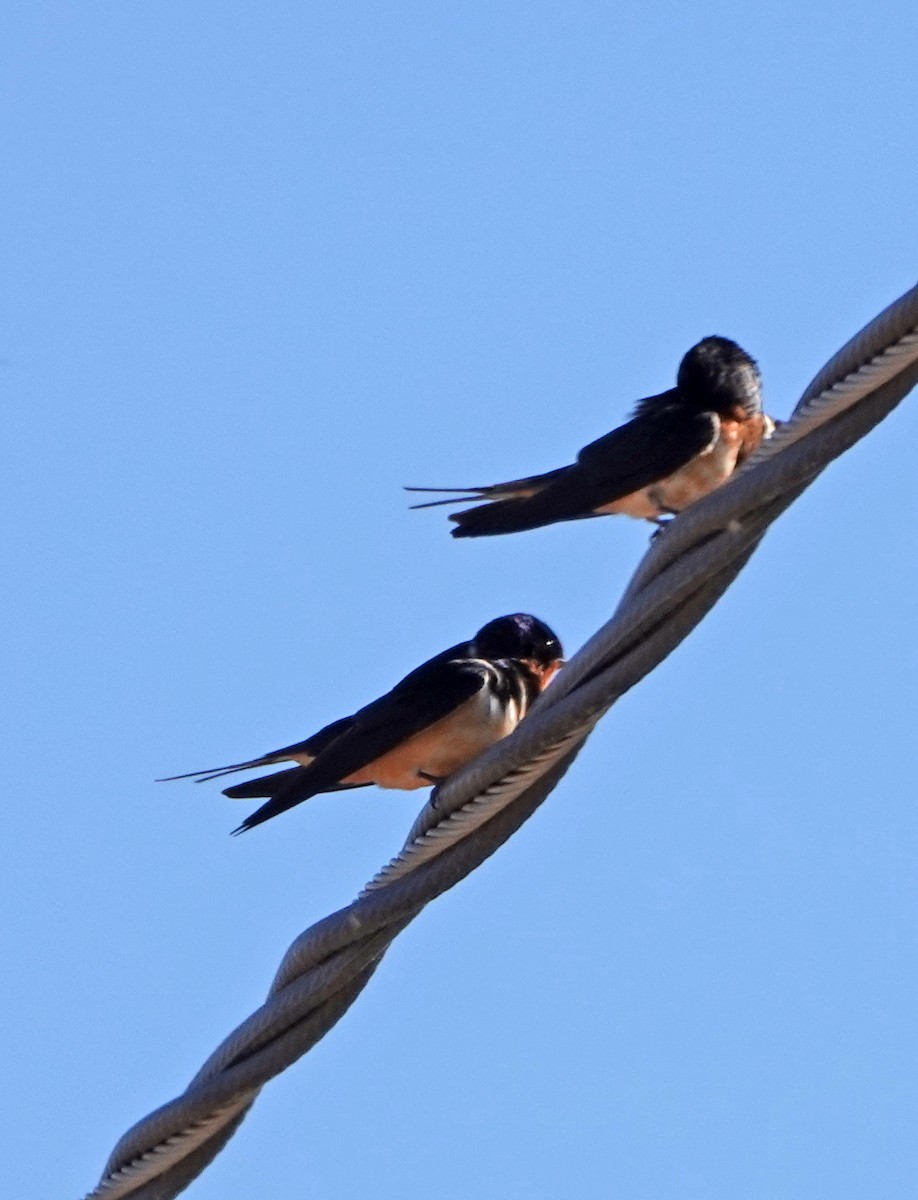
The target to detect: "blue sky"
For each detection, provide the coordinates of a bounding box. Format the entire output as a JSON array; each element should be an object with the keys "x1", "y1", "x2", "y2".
[{"x1": 3, "y1": 4, "x2": 917, "y2": 1198}]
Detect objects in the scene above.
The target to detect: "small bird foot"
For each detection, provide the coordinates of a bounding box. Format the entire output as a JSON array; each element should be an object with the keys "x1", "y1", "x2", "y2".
[
  {"x1": 419, "y1": 771, "x2": 447, "y2": 809},
  {"x1": 649, "y1": 505, "x2": 680, "y2": 539}
]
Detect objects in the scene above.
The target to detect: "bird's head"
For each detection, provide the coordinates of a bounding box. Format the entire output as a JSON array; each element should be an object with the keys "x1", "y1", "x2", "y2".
[
  {"x1": 474, "y1": 613, "x2": 565, "y2": 687},
  {"x1": 677, "y1": 336, "x2": 763, "y2": 416}
]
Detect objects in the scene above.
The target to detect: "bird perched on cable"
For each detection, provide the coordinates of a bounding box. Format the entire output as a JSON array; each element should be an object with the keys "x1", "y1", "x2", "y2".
[
  {"x1": 407, "y1": 336, "x2": 776, "y2": 537},
  {"x1": 160, "y1": 613, "x2": 564, "y2": 834}
]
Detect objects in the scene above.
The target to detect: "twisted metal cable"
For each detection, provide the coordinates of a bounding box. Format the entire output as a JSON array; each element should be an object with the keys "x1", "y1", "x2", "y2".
[{"x1": 82, "y1": 281, "x2": 918, "y2": 1200}]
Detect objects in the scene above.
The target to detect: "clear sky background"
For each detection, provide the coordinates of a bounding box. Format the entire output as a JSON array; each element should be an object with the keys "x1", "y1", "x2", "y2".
[{"x1": 3, "y1": 4, "x2": 917, "y2": 1198}]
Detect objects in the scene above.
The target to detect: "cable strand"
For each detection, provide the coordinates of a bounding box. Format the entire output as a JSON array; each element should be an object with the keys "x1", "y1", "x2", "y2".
[{"x1": 82, "y1": 280, "x2": 918, "y2": 1200}]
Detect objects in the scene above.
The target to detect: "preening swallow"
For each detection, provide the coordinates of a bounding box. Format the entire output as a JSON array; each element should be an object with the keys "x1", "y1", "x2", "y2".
[
  {"x1": 160, "y1": 613, "x2": 564, "y2": 834},
  {"x1": 407, "y1": 336, "x2": 776, "y2": 537}
]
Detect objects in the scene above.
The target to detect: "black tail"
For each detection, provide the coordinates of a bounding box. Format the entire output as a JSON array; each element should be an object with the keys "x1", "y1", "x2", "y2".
[
  {"x1": 450, "y1": 498, "x2": 538, "y2": 537},
  {"x1": 227, "y1": 768, "x2": 371, "y2": 834},
  {"x1": 405, "y1": 485, "x2": 492, "y2": 510},
  {"x1": 159, "y1": 717, "x2": 359, "y2": 788},
  {"x1": 223, "y1": 766, "x2": 306, "y2": 800},
  {"x1": 450, "y1": 491, "x2": 592, "y2": 537},
  {"x1": 407, "y1": 467, "x2": 570, "y2": 514},
  {"x1": 157, "y1": 756, "x2": 280, "y2": 784},
  {"x1": 223, "y1": 766, "x2": 370, "y2": 801},
  {"x1": 407, "y1": 493, "x2": 484, "y2": 510}
]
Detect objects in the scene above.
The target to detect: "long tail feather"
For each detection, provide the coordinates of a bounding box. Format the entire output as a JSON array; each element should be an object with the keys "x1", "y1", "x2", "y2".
[
  {"x1": 404, "y1": 485, "x2": 489, "y2": 494},
  {"x1": 405, "y1": 485, "x2": 490, "y2": 510},
  {"x1": 157, "y1": 756, "x2": 281, "y2": 784},
  {"x1": 407, "y1": 466, "x2": 570, "y2": 514},
  {"x1": 408, "y1": 494, "x2": 485, "y2": 510}
]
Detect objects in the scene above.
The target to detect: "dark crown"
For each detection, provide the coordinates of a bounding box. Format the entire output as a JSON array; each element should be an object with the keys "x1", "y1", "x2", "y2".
[
  {"x1": 474, "y1": 613, "x2": 563, "y2": 666},
  {"x1": 677, "y1": 336, "x2": 762, "y2": 416}
]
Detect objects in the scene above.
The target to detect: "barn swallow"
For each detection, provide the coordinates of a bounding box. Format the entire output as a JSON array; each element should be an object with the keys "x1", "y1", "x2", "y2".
[
  {"x1": 407, "y1": 336, "x2": 776, "y2": 537},
  {"x1": 159, "y1": 613, "x2": 563, "y2": 834}
]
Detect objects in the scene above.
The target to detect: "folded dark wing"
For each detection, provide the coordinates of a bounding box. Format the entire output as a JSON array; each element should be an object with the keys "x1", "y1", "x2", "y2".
[
  {"x1": 233, "y1": 659, "x2": 489, "y2": 831},
  {"x1": 450, "y1": 408, "x2": 717, "y2": 535},
  {"x1": 303, "y1": 660, "x2": 489, "y2": 787},
  {"x1": 574, "y1": 406, "x2": 720, "y2": 500}
]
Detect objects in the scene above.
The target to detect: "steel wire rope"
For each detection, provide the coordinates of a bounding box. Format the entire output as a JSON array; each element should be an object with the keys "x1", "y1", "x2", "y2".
[{"x1": 82, "y1": 281, "x2": 918, "y2": 1200}]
